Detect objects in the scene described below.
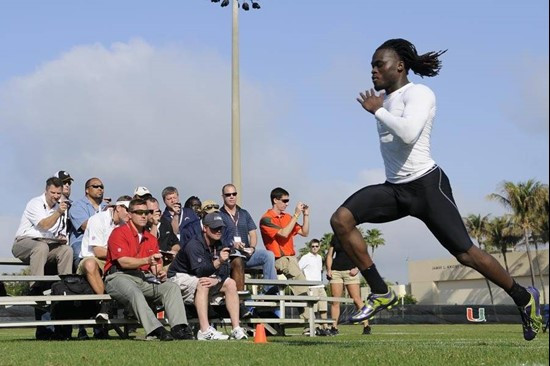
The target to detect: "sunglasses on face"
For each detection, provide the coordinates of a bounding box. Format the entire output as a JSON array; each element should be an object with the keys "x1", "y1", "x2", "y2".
[
  {"x1": 87, "y1": 184, "x2": 104, "y2": 189},
  {"x1": 223, "y1": 192, "x2": 238, "y2": 197},
  {"x1": 63, "y1": 181, "x2": 72, "y2": 186},
  {"x1": 208, "y1": 226, "x2": 223, "y2": 233},
  {"x1": 203, "y1": 204, "x2": 219, "y2": 211},
  {"x1": 131, "y1": 209, "x2": 153, "y2": 216},
  {"x1": 311, "y1": 245, "x2": 319, "y2": 248},
  {"x1": 280, "y1": 199, "x2": 290, "y2": 203}
]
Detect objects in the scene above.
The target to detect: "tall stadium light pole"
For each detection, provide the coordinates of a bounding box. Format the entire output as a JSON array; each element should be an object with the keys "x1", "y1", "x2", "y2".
[
  {"x1": 212, "y1": 0, "x2": 260, "y2": 204},
  {"x1": 231, "y1": 0, "x2": 242, "y2": 205}
]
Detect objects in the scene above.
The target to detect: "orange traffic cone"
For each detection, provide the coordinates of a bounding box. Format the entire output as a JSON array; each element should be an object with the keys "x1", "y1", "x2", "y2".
[{"x1": 254, "y1": 324, "x2": 268, "y2": 343}]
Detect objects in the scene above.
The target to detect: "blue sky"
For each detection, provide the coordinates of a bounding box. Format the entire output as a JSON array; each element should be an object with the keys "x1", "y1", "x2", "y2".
[{"x1": 0, "y1": 0, "x2": 548, "y2": 283}]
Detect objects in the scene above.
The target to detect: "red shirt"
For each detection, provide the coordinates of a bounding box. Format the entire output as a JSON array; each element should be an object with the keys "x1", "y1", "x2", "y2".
[
  {"x1": 104, "y1": 222, "x2": 159, "y2": 274},
  {"x1": 259, "y1": 209, "x2": 301, "y2": 258}
]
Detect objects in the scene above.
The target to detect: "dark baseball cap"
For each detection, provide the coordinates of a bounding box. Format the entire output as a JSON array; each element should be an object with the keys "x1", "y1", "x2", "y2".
[
  {"x1": 54, "y1": 170, "x2": 73, "y2": 182},
  {"x1": 202, "y1": 212, "x2": 226, "y2": 229}
]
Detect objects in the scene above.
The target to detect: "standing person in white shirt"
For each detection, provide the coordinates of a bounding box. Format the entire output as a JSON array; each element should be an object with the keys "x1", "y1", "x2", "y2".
[
  {"x1": 330, "y1": 38, "x2": 542, "y2": 341},
  {"x1": 299, "y1": 239, "x2": 329, "y2": 336}
]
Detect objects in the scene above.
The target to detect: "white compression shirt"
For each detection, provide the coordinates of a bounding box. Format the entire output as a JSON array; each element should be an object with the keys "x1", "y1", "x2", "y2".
[{"x1": 373, "y1": 82, "x2": 436, "y2": 184}]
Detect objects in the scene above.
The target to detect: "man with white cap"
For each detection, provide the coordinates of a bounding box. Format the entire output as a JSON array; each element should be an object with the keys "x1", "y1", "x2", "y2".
[
  {"x1": 168, "y1": 212, "x2": 247, "y2": 341},
  {"x1": 133, "y1": 186, "x2": 152, "y2": 199}
]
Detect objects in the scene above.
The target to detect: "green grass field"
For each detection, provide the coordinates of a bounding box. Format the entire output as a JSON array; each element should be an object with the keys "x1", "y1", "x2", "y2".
[{"x1": 0, "y1": 324, "x2": 547, "y2": 366}]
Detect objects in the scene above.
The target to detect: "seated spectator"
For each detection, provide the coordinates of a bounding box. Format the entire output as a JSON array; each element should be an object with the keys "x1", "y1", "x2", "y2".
[
  {"x1": 219, "y1": 184, "x2": 277, "y2": 295},
  {"x1": 259, "y1": 187, "x2": 310, "y2": 297},
  {"x1": 178, "y1": 196, "x2": 201, "y2": 247},
  {"x1": 12, "y1": 176, "x2": 73, "y2": 340},
  {"x1": 146, "y1": 196, "x2": 179, "y2": 256},
  {"x1": 168, "y1": 212, "x2": 248, "y2": 341},
  {"x1": 133, "y1": 186, "x2": 152, "y2": 200},
  {"x1": 69, "y1": 177, "x2": 107, "y2": 268},
  {"x1": 78, "y1": 196, "x2": 131, "y2": 317},
  {"x1": 104, "y1": 198, "x2": 193, "y2": 341},
  {"x1": 53, "y1": 170, "x2": 73, "y2": 204},
  {"x1": 12, "y1": 177, "x2": 73, "y2": 280},
  {"x1": 161, "y1": 186, "x2": 182, "y2": 236},
  {"x1": 180, "y1": 199, "x2": 218, "y2": 249}
]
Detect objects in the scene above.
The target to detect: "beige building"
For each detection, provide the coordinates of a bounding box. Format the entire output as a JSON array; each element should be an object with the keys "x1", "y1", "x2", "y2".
[{"x1": 408, "y1": 249, "x2": 549, "y2": 305}]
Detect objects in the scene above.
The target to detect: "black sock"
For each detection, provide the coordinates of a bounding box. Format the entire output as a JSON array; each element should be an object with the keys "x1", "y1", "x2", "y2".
[
  {"x1": 360, "y1": 264, "x2": 388, "y2": 294},
  {"x1": 506, "y1": 281, "x2": 531, "y2": 307}
]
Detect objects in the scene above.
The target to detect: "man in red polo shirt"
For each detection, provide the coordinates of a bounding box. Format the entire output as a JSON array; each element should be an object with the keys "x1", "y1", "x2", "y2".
[
  {"x1": 104, "y1": 198, "x2": 193, "y2": 341},
  {"x1": 259, "y1": 187, "x2": 310, "y2": 297}
]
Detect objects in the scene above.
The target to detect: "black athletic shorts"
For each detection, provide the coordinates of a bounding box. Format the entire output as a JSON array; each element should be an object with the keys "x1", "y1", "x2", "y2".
[{"x1": 341, "y1": 166, "x2": 473, "y2": 256}]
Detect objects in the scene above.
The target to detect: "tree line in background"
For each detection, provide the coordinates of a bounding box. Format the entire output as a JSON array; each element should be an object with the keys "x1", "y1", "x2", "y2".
[{"x1": 299, "y1": 179, "x2": 548, "y2": 305}]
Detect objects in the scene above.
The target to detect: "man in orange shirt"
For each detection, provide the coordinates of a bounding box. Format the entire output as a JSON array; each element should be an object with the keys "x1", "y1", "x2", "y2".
[{"x1": 259, "y1": 187, "x2": 310, "y2": 296}]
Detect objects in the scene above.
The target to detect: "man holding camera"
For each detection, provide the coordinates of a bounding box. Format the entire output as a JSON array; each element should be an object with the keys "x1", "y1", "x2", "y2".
[
  {"x1": 168, "y1": 212, "x2": 248, "y2": 341},
  {"x1": 12, "y1": 177, "x2": 74, "y2": 340},
  {"x1": 104, "y1": 198, "x2": 193, "y2": 341},
  {"x1": 259, "y1": 187, "x2": 310, "y2": 297},
  {"x1": 12, "y1": 177, "x2": 73, "y2": 279}
]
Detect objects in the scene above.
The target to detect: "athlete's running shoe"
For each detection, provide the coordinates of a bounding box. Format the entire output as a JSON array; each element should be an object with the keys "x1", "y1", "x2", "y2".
[
  {"x1": 519, "y1": 286, "x2": 542, "y2": 341},
  {"x1": 350, "y1": 290, "x2": 398, "y2": 323}
]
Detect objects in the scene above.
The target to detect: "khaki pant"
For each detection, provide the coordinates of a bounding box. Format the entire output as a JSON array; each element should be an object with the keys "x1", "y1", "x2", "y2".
[
  {"x1": 274, "y1": 256, "x2": 309, "y2": 296},
  {"x1": 275, "y1": 256, "x2": 310, "y2": 320},
  {"x1": 12, "y1": 237, "x2": 73, "y2": 277},
  {"x1": 105, "y1": 272, "x2": 188, "y2": 335}
]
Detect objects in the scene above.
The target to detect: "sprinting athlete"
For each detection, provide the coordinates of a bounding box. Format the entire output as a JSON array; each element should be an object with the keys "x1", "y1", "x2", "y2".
[{"x1": 330, "y1": 38, "x2": 542, "y2": 341}]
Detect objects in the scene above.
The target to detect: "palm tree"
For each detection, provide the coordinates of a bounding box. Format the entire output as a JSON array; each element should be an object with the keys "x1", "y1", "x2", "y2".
[
  {"x1": 487, "y1": 180, "x2": 547, "y2": 287},
  {"x1": 362, "y1": 228, "x2": 385, "y2": 259},
  {"x1": 528, "y1": 185, "x2": 549, "y2": 305},
  {"x1": 485, "y1": 215, "x2": 522, "y2": 273},
  {"x1": 464, "y1": 213, "x2": 495, "y2": 305}
]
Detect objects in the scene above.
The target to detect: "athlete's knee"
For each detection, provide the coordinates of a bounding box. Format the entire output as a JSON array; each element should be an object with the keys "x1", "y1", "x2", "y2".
[
  {"x1": 455, "y1": 245, "x2": 481, "y2": 268},
  {"x1": 330, "y1": 207, "x2": 355, "y2": 234}
]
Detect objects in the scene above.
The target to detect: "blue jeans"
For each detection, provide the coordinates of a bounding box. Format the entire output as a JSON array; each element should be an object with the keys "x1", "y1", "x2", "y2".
[{"x1": 246, "y1": 249, "x2": 277, "y2": 292}]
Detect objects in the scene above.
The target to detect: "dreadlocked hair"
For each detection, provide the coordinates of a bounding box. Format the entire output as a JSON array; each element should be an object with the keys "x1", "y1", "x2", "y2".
[{"x1": 377, "y1": 38, "x2": 447, "y2": 78}]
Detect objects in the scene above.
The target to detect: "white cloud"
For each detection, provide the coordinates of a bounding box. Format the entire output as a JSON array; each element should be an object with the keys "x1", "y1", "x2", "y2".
[{"x1": 506, "y1": 55, "x2": 549, "y2": 134}]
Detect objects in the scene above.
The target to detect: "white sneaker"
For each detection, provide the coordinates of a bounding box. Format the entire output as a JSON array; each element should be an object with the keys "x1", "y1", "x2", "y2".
[
  {"x1": 197, "y1": 326, "x2": 229, "y2": 341},
  {"x1": 230, "y1": 326, "x2": 248, "y2": 340},
  {"x1": 95, "y1": 312, "x2": 109, "y2": 321}
]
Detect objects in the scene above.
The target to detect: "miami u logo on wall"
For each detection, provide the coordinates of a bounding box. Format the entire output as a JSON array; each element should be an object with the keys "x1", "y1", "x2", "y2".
[{"x1": 466, "y1": 307, "x2": 486, "y2": 322}]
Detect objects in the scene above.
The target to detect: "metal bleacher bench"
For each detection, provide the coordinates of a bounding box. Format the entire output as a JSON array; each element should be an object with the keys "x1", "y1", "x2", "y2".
[{"x1": 0, "y1": 258, "x2": 344, "y2": 337}]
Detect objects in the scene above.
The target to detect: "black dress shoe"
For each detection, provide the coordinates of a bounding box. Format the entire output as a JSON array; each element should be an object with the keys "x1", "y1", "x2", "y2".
[
  {"x1": 171, "y1": 324, "x2": 194, "y2": 340},
  {"x1": 148, "y1": 326, "x2": 174, "y2": 341}
]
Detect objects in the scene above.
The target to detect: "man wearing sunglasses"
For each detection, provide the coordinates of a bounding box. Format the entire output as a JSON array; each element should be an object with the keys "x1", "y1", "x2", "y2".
[
  {"x1": 68, "y1": 177, "x2": 107, "y2": 269},
  {"x1": 219, "y1": 184, "x2": 277, "y2": 294},
  {"x1": 104, "y1": 198, "x2": 193, "y2": 341},
  {"x1": 168, "y1": 212, "x2": 248, "y2": 340},
  {"x1": 299, "y1": 239, "x2": 330, "y2": 336},
  {"x1": 259, "y1": 187, "x2": 310, "y2": 297}
]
